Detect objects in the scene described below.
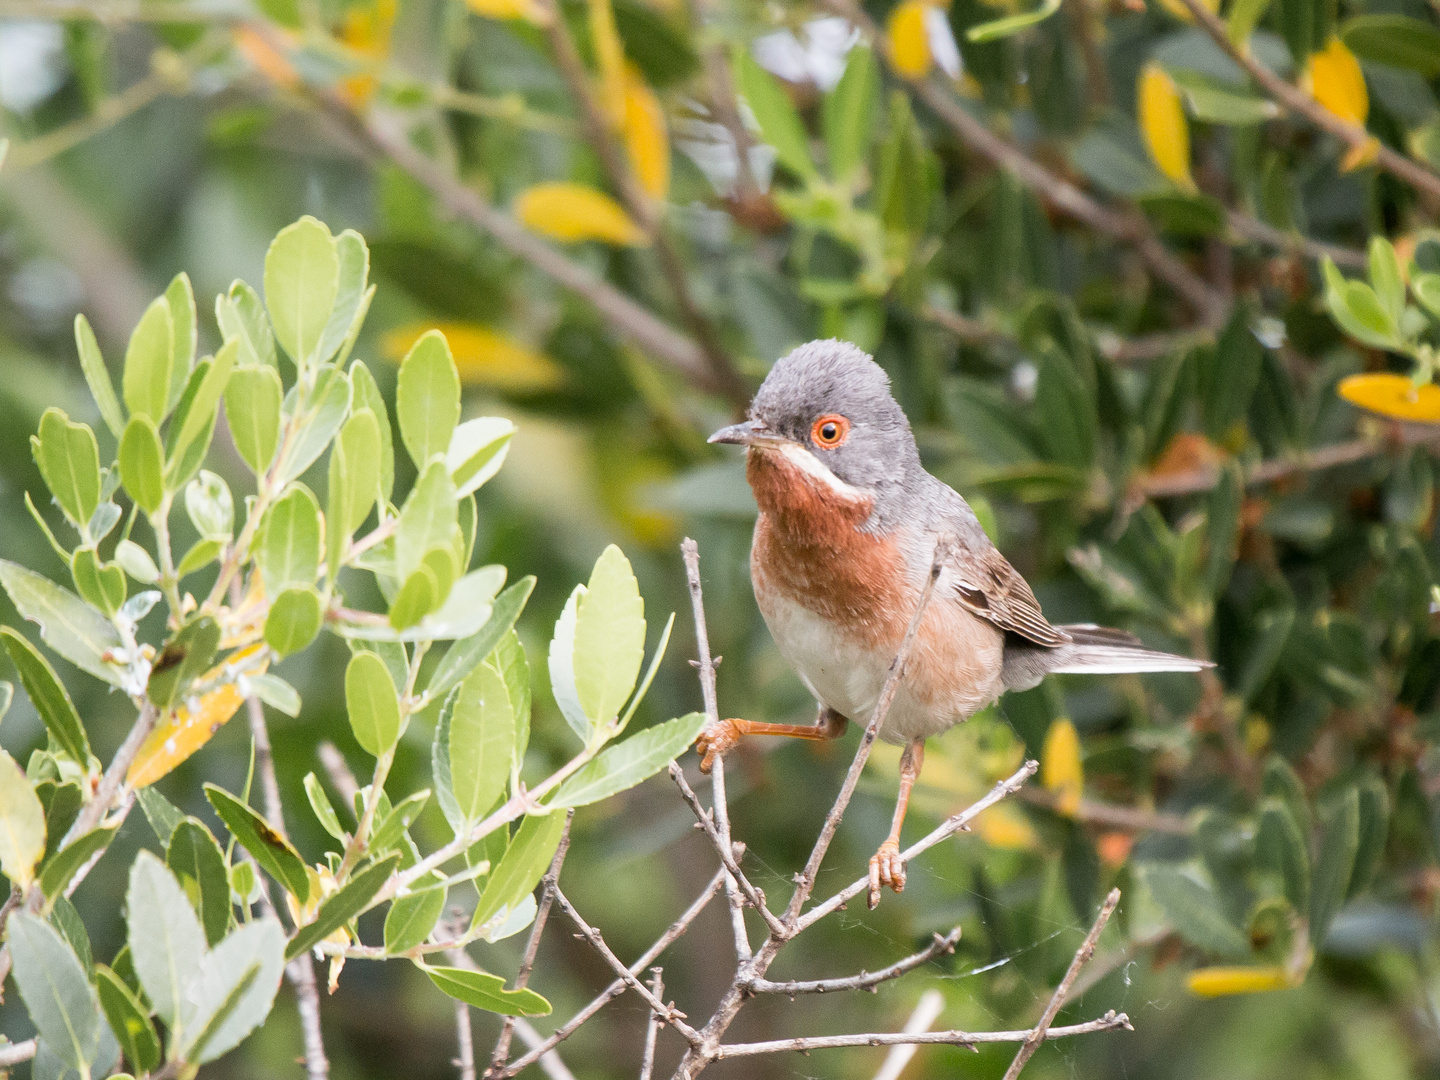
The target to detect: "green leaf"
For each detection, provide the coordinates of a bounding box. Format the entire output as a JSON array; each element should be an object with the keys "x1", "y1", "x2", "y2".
[
  {"x1": 204, "y1": 785, "x2": 311, "y2": 902},
  {"x1": 1, "y1": 627, "x2": 90, "y2": 765},
  {"x1": 1203, "y1": 307, "x2": 1264, "y2": 440},
  {"x1": 96, "y1": 964, "x2": 161, "y2": 1075},
  {"x1": 1144, "y1": 865, "x2": 1250, "y2": 958},
  {"x1": 167, "y1": 818, "x2": 233, "y2": 946},
  {"x1": 164, "y1": 272, "x2": 197, "y2": 410},
  {"x1": 573, "y1": 545, "x2": 645, "y2": 729},
  {"x1": 215, "y1": 279, "x2": 277, "y2": 368},
  {"x1": 171, "y1": 340, "x2": 236, "y2": 470},
  {"x1": 315, "y1": 228, "x2": 372, "y2": 365},
  {"x1": 389, "y1": 568, "x2": 438, "y2": 632},
  {"x1": 447, "y1": 417, "x2": 514, "y2": 499},
  {"x1": 265, "y1": 586, "x2": 323, "y2": 657},
  {"x1": 114, "y1": 539, "x2": 160, "y2": 584},
  {"x1": 432, "y1": 688, "x2": 465, "y2": 838},
  {"x1": 49, "y1": 894, "x2": 92, "y2": 977},
  {"x1": 1413, "y1": 272, "x2": 1440, "y2": 319},
  {"x1": 126, "y1": 850, "x2": 206, "y2": 1029},
  {"x1": 257, "y1": 484, "x2": 322, "y2": 595},
  {"x1": 38, "y1": 826, "x2": 116, "y2": 902},
  {"x1": 71, "y1": 547, "x2": 125, "y2": 616},
  {"x1": 118, "y1": 415, "x2": 166, "y2": 514},
  {"x1": 448, "y1": 664, "x2": 515, "y2": 825},
  {"x1": 876, "y1": 90, "x2": 935, "y2": 237},
  {"x1": 304, "y1": 772, "x2": 347, "y2": 841},
  {"x1": 554, "y1": 712, "x2": 704, "y2": 808},
  {"x1": 74, "y1": 314, "x2": 126, "y2": 440},
  {"x1": 422, "y1": 965, "x2": 551, "y2": 1016},
  {"x1": 146, "y1": 615, "x2": 220, "y2": 711},
  {"x1": 252, "y1": 673, "x2": 302, "y2": 717},
  {"x1": 547, "y1": 585, "x2": 589, "y2": 743},
  {"x1": 279, "y1": 366, "x2": 352, "y2": 483},
  {"x1": 385, "y1": 875, "x2": 448, "y2": 954},
  {"x1": 286, "y1": 854, "x2": 399, "y2": 960},
  {"x1": 122, "y1": 295, "x2": 174, "y2": 423},
  {"x1": 350, "y1": 360, "x2": 395, "y2": 503},
  {"x1": 224, "y1": 365, "x2": 284, "y2": 476},
  {"x1": 0, "y1": 560, "x2": 123, "y2": 685},
  {"x1": 137, "y1": 786, "x2": 186, "y2": 847},
  {"x1": 733, "y1": 48, "x2": 816, "y2": 181},
  {"x1": 428, "y1": 577, "x2": 535, "y2": 701},
  {"x1": 1262, "y1": 756, "x2": 1311, "y2": 833},
  {"x1": 179, "y1": 918, "x2": 286, "y2": 1063},
  {"x1": 966, "y1": 0, "x2": 1060, "y2": 41},
  {"x1": 823, "y1": 44, "x2": 878, "y2": 183},
  {"x1": 176, "y1": 538, "x2": 224, "y2": 579},
  {"x1": 1167, "y1": 68, "x2": 1279, "y2": 125},
  {"x1": 471, "y1": 811, "x2": 565, "y2": 932},
  {"x1": 1310, "y1": 787, "x2": 1360, "y2": 946},
  {"x1": 35, "y1": 408, "x2": 101, "y2": 530},
  {"x1": 1256, "y1": 798, "x2": 1309, "y2": 912},
  {"x1": 1033, "y1": 342, "x2": 1095, "y2": 469},
  {"x1": 397, "y1": 460, "x2": 459, "y2": 583},
  {"x1": 370, "y1": 789, "x2": 430, "y2": 854},
  {"x1": 9, "y1": 912, "x2": 103, "y2": 1072},
  {"x1": 0, "y1": 748, "x2": 46, "y2": 890},
  {"x1": 345, "y1": 650, "x2": 402, "y2": 757},
  {"x1": 492, "y1": 630, "x2": 532, "y2": 764},
  {"x1": 265, "y1": 216, "x2": 340, "y2": 367},
  {"x1": 333, "y1": 407, "x2": 382, "y2": 536},
  {"x1": 1341, "y1": 14, "x2": 1440, "y2": 77},
  {"x1": 1367, "y1": 236, "x2": 1406, "y2": 329},
  {"x1": 1350, "y1": 775, "x2": 1389, "y2": 898},
  {"x1": 1227, "y1": 0, "x2": 1272, "y2": 45},
  {"x1": 396, "y1": 330, "x2": 461, "y2": 468}
]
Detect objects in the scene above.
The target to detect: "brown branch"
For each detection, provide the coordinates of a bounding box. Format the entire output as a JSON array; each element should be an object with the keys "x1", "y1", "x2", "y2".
[
  {"x1": 508, "y1": 1020, "x2": 579, "y2": 1080},
  {"x1": 0, "y1": 1039, "x2": 37, "y2": 1067},
  {"x1": 639, "y1": 968, "x2": 664, "y2": 1080},
  {"x1": 711, "y1": 1012, "x2": 1132, "y2": 1058},
  {"x1": 746, "y1": 928, "x2": 961, "y2": 995},
  {"x1": 496, "y1": 867, "x2": 726, "y2": 1077},
  {"x1": 1001, "y1": 887, "x2": 1121, "y2": 1080},
  {"x1": 454, "y1": 997, "x2": 477, "y2": 1080},
  {"x1": 1224, "y1": 210, "x2": 1367, "y2": 269},
  {"x1": 1019, "y1": 788, "x2": 1192, "y2": 834},
  {"x1": 487, "y1": 813, "x2": 573, "y2": 1076},
  {"x1": 1132, "y1": 435, "x2": 1396, "y2": 498},
  {"x1": 552, "y1": 887, "x2": 702, "y2": 1045},
  {"x1": 1170, "y1": 0, "x2": 1440, "y2": 203}
]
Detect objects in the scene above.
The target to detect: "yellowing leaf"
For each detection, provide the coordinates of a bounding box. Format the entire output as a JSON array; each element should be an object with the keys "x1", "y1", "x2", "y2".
[
  {"x1": 888, "y1": 0, "x2": 933, "y2": 79},
  {"x1": 1139, "y1": 63, "x2": 1195, "y2": 190},
  {"x1": 336, "y1": 0, "x2": 396, "y2": 105},
  {"x1": 1339, "y1": 137, "x2": 1381, "y2": 173},
  {"x1": 588, "y1": 0, "x2": 627, "y2": 128},
  {"x1": 465, "y1": 0, "x2": 545, "y2": 22},
  {"x1": 1306, "y1": 37, "x2": 1368, "y2": 125},
  {"x1": 1186, "y1": 965, "x2": 1297, "y2": 997},
  {"x1": 1041, "y1": 717, "x2": 1083, "y2": 817},
  {"x1": 381, "y1": 323, "x2": 566, "y2": 391},
  {"x1": 234, "y1": 26, "x2": 300, "y2": 89},
  {"x1": 974, "y1": 803, "x2": 1039, "y2": 850},
  {"x1": 514, "y1": 183, "x2": 649, "y2": 246},
  {"x1": 623, "y1": 65, "x2": 670, "y2": 201},
  {"x1": 1337, "y1": 373, "x2": 1440, "y2": 423},
  {"x1": 127, "y1": 647, "x2": 269, "y2": 789},
  {"x1": 1152, "y1": 0, "x2": 1218, "y2": 23}
]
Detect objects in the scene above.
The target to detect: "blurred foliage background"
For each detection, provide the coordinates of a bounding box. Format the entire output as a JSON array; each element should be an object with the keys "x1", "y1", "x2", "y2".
[{"x1": 2, "y1": 0, "x2": 1440, "y2": 1073}]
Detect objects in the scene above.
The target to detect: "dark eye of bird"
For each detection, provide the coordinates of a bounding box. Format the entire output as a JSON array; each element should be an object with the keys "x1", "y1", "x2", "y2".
[{"x1": 820, "y1": 422, "x2": 837, "y2": 441}]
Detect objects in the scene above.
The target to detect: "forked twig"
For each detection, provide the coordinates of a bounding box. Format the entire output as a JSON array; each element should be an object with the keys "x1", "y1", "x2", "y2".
[{"x1": 746, "y1": 929, "x2": 960, "y2": 996}]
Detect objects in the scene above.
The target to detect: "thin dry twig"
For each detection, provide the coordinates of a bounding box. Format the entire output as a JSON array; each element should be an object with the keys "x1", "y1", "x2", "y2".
[
  {"x1": 711, "y1": 1013, "x2": 1132, "y2": 1058},
  {"x1": 454, "y1": 997, "x2": 477, "y2": 1080},
  {"x1": 747, "y1": 929, "x2": 961, "y2": 995},
  {"x1": 0, "y1": 1038, "x2": 37, "y2": 1068},
  {"x1": 1019, "y1": 788, "x2": 1192, "y2": 835},
  {"x1": 1001, "y1": 887, "x2": 1122, "y2": 1080},
  {"x1": 640, "y1": 968, "x2": 665, "y2": 1080},
  {"x1": 1131, "y1": 434, "x2": 1396, "y2": 498},
  {"x1": 318, "y1": 741, "x2": 362, "y2": 808},
  {"x1": 872, "y1": 989, "x2": 945, "y2": 1080}
]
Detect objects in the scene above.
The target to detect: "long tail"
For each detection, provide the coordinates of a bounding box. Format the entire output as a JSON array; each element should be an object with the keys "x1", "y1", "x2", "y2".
[{"x1": 1002, "y1": 624, "x2": 1213, "y2": 693}]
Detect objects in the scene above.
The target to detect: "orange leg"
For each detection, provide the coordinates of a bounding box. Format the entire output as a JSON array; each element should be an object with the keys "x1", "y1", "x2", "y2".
[
  {"x1": 868, "y1": 737, "x2": 925, "y2": 909},
  {"x1": 697, "y1": 707, "x2": 847, "y2": 773}
]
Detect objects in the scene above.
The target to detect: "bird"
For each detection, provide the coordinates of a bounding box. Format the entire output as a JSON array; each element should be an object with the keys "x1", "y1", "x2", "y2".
[{"x1": 700, "y1": 339, "x2": 1212, "y2": 908}]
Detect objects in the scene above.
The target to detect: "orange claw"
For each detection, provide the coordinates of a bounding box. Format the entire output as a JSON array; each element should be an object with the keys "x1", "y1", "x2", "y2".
[
  {"x1": 867, "y1": 840, "x2": 906, "y2": 909},
  {"x1": 695, "y1": 719, "x2": 744, "y2": 774}
]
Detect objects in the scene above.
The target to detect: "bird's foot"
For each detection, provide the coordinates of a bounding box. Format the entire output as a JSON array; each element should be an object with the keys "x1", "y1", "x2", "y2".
[
  {"x1": 868, "y1": 840, "x2": 906, "y2": 909},
  {"x1": 696, "y1": 718, "x2": 745, "y2": 774}
]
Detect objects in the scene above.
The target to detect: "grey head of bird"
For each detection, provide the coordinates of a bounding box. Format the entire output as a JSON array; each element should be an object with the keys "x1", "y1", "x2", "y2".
[{"x1": 709, "y1": 339, "x2": 924, "y2": 520}]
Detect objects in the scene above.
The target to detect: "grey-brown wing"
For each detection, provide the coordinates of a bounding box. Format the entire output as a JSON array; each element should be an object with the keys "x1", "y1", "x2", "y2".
[{"x1": 949, "y1": 545, "x2": 1072, "y2": 647}]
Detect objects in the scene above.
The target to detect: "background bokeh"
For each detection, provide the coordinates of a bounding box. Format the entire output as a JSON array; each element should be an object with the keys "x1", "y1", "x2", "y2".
[{"x1": 2, "y1": 0, "x2": 1440, "y2": 1075}]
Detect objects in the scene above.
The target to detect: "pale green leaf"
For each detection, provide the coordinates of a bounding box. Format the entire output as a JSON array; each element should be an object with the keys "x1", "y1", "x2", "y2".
[
  {"x1": 346, "y1": 650, "x2": 402, "y2": 757},
  {"x1": 9, "y1": 912, "x2": 102, "y2": 1071},
  {"x1": 0, "y1": 748, "x2": 45, "y2": 889},
  {"x1": 547, "y1": 584, "x2": 589, "y2": 743},
  {"x1": 34, "y1": 408, "x2": 101, "y2": 530},
  {"x1": 422, "y1": 965, "x2": 550, "y2": 1016},
  {"x1": 471, "y1": 811, "x2": 565, "y2": 932},
  {"x1": 0, "y1": 560, "x2": 123, "y2": 686},
  {"x1": 224, "y1": 365, "x2": 284, "y2": 476},
  {"x1": 257, "y1": 484, "x2": 322, "y2": 595},
  {"x1": 448, "y1": 663, "x2": 515, "y2": 824},
  {"x1": 179, "y1": 918, "x2": 286, "y2": 1063},
  {"x1": 126, "y1": 850, "x2": 206, "y2": 1029},
  {"x1": 396, "y1": 330, "x2": 461, "y2": 468},
  {"x1": 118, "y1": 415, "x2": 165, "y2": 514},
  {"x1": 573, "y1": 545, "x2": 645, "y2": 728},
  {"x1": 446, "y1": 417, "x2": 514, "y2": 498},
  {"x1": 122, "y1": 295, "x2": 174, "y2": 423},
  {"x1": 554, "y1": 712, "x2": 705, "y2": 808},
  {"x1": 265, "y1": 216, "x2": 340, "y2": 367},
  {"x1": 74, "y1": 314, "x2": 126, "y2": 440}
]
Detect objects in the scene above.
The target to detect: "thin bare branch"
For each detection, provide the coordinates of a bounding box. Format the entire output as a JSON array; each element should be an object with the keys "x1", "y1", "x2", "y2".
[
  {"x1": 747, "y1": 929, "x2": 960, "y2": 995},
  {"x1": 318, "y1": 741, "x2": 361, "y2": 809},
  {"x1": 0, "y1": 1039, "x2": 37, "y2": 1067},
  {"x1": 872, "y1": 989, "x2": 945, "y2": 1080},
  {"x1": 640, "y1": 968, "x2": 665, "y2": 1080},
  {"x1": 1001, "y1": 888, "x2": 1122, "y2": 1080},
  {"x1": 1131, "y1": 434, "x2": 1401, "y2": 498},
  {"x1": 711, "y1": 1012, "x2": 1133, "y2": 1058},
  {"x1": 1224, "y1": 210, "x2": 1367, "y2": 269},
  {"x1": 498, "y1": 868, "x2": 726, "y2": 1077},
  {"x1": 1019, "y1": 788, "x2": 1192, "y2": 835},
  {"x1": 510, "y1": 1019, "x2": 580, "y2": 1080},
  {"x1": 454, "y1": 998, "x2": 477, "y2": 1080},
  {"x1": 1170, "y1": 0, "x2": 1440, "y2": 202},
  {"x1": 61, "y1": 701, "x2": 156, "y2": 848}
]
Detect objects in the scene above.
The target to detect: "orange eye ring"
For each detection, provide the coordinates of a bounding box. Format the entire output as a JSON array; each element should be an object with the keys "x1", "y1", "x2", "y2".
[{"x1": 811, "y1": 414, "x2": 850, "y2": 448}]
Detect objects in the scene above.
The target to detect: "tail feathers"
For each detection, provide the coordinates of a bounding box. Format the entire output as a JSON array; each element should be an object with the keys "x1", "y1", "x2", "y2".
[{"x1": 1001, "y1": 623, "x2": 1212, "y2": 692}]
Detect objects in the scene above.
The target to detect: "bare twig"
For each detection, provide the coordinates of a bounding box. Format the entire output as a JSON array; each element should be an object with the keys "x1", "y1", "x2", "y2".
[
  {"x1": 747, "y1": 929, "x2": 960, "y2": 995},
  {"x1": 1224, "y1": 210, "x2": 1367, "y2": 269},
  {"x1": 873, "y1": 989, "x2": 945, "y2": 1080},
  {"x1": 1170, "y1": 0, "x2": 1440, "y2": 202},
  {"x1": 454, "y1": 998, "x2": 477, "y2": 1080},
  {"x1": 640, "y1": 968, "x2": 665, "y2": 1080},
  {"x1": 487, "y1": 814, "x2": 573, "y2": 1076},
  {"x1": 318, "y1": 741, "x2": 361, "y2": 808},
  {"x1": 1019, "y1": 789, "x2": 1192, "y2": 835},
  {"x1": 1001, "y1": 887, "x2": 1122, "y2": 1080},
  {"x1": 497, "y1": 868, "x2": 726, "y2": 1077},
  {"x1": 1132, "y1": 434, "x2": 1398, "y2": 498},
  {"x1": 711, "y1": 1012, "x2": 1132, "y2": 1058},
  {"x1": 0, "y1": 1039, "x2": 37, "y2": 1067},
  {"x1": 61, "y1": 702, "x2": 156, "y2": 848},
  {"x1": 509, "y1": 1019, "x2": 580, "y2": 1080}
]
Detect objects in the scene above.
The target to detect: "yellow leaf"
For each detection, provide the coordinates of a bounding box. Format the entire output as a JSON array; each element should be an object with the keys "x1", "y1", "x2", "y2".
[
  {"x1": 1138, "y1": 63, "x2": 1195, "y2": 191},
  {"x1": 127, "y1": 646, "x2": 269, "y2": 789},
  {"x1": 975, "y1": 803, "x2": 1039, "y2": 850},
  {"x1": 465, "y1": 0, "x2": 545, "y2": 23},
  {"x1": 588, "y1": 0, "x2": 627, "y2": 128},
  {"x1": 1339, "y1": 136, "x2": 1381, "y2": 173},
  {"x1": 514, "y1": 182, "x2": 649, "y2": 246},
  {"x1": 336, "y1": 0, "x2": 396, "y2": 105},
  {"x1": 381, "y1": 322, "x2": 566, "y2": 391},
  {"x1": 1151, "y1": 0, "x2": 1218, "y2": 23},
  {"x1": 1041, "y1": 718, "x2": 1083, "y2": 817},
  {"x1": 889, "y1": 0, "x2": 933, "y2": 79},
  {"x1": 1186, "y1": 965, "x2": 1296, "y2": 997},
  {"x1": 1306, "y1": 37, "x2": 1368, "y2": 126},
  {"x1": 1337, "y1": 373, "x2": 1440, "y2": 423},
  {"x1": 623, "y1": 65, "x2": 670, "y2": 201}
]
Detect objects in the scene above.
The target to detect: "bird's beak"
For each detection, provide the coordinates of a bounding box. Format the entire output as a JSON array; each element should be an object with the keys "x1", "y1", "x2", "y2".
[{"x1": 708, "y1": 419, "x2": 787, "y2": 447}]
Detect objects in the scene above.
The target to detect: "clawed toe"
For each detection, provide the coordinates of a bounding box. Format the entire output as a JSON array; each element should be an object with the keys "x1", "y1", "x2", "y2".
[
  {"x1": 867, "y1": 841, "x2": 906, "y2": 909},
  {"x1": 696, "y1": 719, "x2": 743, "y2": 774}
]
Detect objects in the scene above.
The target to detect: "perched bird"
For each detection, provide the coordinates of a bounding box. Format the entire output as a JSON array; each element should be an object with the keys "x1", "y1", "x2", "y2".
[{"x1": 702, "y1": 339, "x2": 1211, "y2": 907}]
